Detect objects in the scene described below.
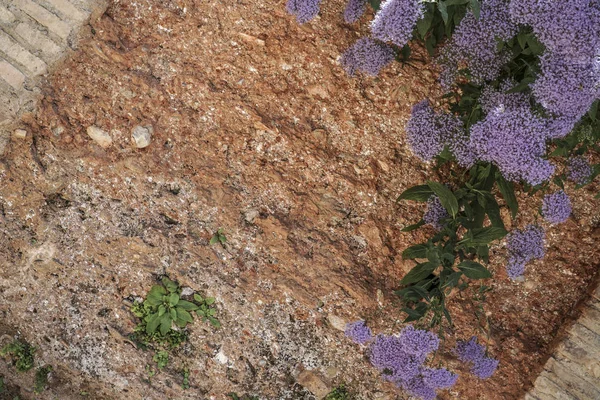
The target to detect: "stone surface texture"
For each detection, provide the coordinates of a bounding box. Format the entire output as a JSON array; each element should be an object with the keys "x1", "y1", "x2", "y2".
[
  {"x1": 0, "y1": 0, "x2": 109, "y2": 154},
  {"x1": 527, "y1": 283, "x2": 600, "y2": 400}
]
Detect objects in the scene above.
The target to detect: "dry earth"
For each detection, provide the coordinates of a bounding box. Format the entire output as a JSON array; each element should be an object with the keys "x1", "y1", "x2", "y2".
[{"x1": 0, "y1": 0, "x2": 598, "y2": 399}]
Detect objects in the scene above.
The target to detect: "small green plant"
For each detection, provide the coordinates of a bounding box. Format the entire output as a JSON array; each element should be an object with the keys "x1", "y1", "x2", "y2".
[
  {"x1": 34, "y1": 365, "x2": 52, "y2": 394},
  {"x1": 152, "y1": 350, "x2": 169, "y2": 370},
  {"x1": 227, "y1": 393, "x2": 259, "y2": 400},
  {"x1": 181, "y1": 367, "x2": 190, "y2": 389},
  {"x1": 193, "y1": 293, "x2": 220, "y2": 328},
  {"x1": 210, "y1": 228, "x2": 227, "y2": 246},
  {"x1": 1, "y1": 340, "x2": 35, "y2": 372},
  {"x1": 324, "y1": 385, "x2": 351, "y2": 400}
]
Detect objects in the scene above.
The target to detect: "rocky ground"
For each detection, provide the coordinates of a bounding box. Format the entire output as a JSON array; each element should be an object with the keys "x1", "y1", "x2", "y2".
[{"x1": 0, "y1": 0, "x2": 598, "y2": 399}]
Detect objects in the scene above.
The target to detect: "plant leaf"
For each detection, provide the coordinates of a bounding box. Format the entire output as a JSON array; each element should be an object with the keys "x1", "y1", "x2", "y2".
[
  {"x1": 399, "y1": 262, "x2": 437, "y2": 285},
  {"x1": 177, "y1": 300, "x2": 199, "y2": 311},
  {"x1": 401, "y1": 220, "x2": 426, "y2": 232},
  {"x1": 427, "y1": 181, "x2": 458, "y2": 217},
  {"x1": 208, "y1": 316, "x2": 221, "y2": 328},
  {"x1": 146, "y1": 313, "x2": 161, "y2": 335},
  {"x1": 496, "y1": 175, "x2": 518, "y2": 219},
  {"x1": 159, "y1": 313, "x2": 172, "y2": 336},
  {"x1": 402, "y1": 244, "x2": 429, "y2": 260},
  {"x1": 468, "y1": 226, "x2": 507, "y2": 246},
  {"x1": 176, "y1": 308, "x2": 194, "y2": 324},
  {"x1": 458, "y1": 260, "x2": 492, "y2": 279},
  {"x1": 205, "y1": 297, "x2": 216, "y2": 305},
  {"x1": 168, "y1": 293, "x2": 180, "y2": 307},
  {"x1": 193, "y1": 293, "x2": 204, "y2": 303},
  {"x1": 397, "y1": 185, "x2": 434, "y2": 202},
  {"x1": 162, "y1": 277, "x2": 179, "y2": 293}
]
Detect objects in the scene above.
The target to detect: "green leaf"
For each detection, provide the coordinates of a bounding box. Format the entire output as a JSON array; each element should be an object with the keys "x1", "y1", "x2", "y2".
[
  {"x1": 196, "y1": 310, "x2": 206, "y2": 317},
  {"x1": 458, "y1": 260, "x2": 492, "y2": 279},
  {"x1": 441, "y1": 271, "x2": 462, "y2": 288},
  {"x1": 209, "y1": 235, "x2": 219, "y2": 245},
  {"x1": 427, "y1": 181, "x2": 458, "y2": 217},
  {"x1": 470, "y1": 0, "x2": 480, "y2": 19},
  {"x1": 168, "y1": 293, "x2": 180, "y2": 307},
  {"x1": 416, "y1": 12, "x2": 434, "y2": 37},
  {"x1": 402, "y1": 244, "x2": 429, "y2": 260},
  {"x1": 205, "y1": 297, "x2": 216, "y2": 305},
  {"x1": 484, "y1": 194, "x2": 505, "y2": 229},
  {"x1": 402, "y1": 302, "x2": 429, "y2": 323},
  {"x1": 401, "y1": 220, "x2": 425, "y2": 232},
  {"x1": 368, "y1": 0, "x2": 381, "y2": 12},
  {"x1": 400, "y1": 262, "x2": 437, "y2": 285},
  {"x1": 146, "y1": 285, "x2": 166, "y2": 306},
  {"x1": 193, "y1": 293, "x2": 204, "y2": 303},
  {"x1": 468, "y1": 226, "x2": 507, "y2": 246},
  {"x1": 176, "y1": 308, "x2": 194, "y2": 324},
  {"x1": 158, "y1": 305, "x2": 166, "y2": 317},
  {"x1": 496, "y1": 175, "x2": 518, "y2": 219},
  {"x1": 159, "y1": 313, "x2": 172, "y2": 336},
  {"x1": 396, "y1": 286, "x2": 429, "y2": 302},
  {"x1": 397, "y1": 185, "x2": 434, "y2": 202},
  {"x1": 170, "y1": 308, "x2": 177, "y2": 321},
  {"x1": 177, "y1": 300, "x2": 199, "y2": 311},
  {"x1": 162, "y1": 277, "x2": 179, "y2": 293},
  {"x1": 146, "y1": 313, "x2": 161, "y2": 335},
  {"x1": 208, "y1": 316, "x2": 221, "y2": 328},
  {"x1": 438, "y1": 1, "x2": 449, "y2": 25},
  {"x1": 588, "y1": 100, "x2": 599, "y2": 120}
]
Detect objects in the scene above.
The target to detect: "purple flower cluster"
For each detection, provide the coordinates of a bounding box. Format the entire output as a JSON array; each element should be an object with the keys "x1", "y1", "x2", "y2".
[
  {"x1": 344, "y1": 320, "x2": 373, "y2": 344},
  {"x1": 469, "y1": 106, "x2": 554, "y2": 186},
  {"x1": 509, "y1": 0, "x2": 600, "y2": 57},
  {"x1": 286, "y1": 0, "x2": 322, "y2": 24},
  {"x1": 567, "y1": 157, "x2": 593, "y2": 185},
  {"x1": 531, "y1": 53, "x2": 600, "y2": 120},
  {"x1": 424, "y1": 196, "x2": 449, "y2": 231},
  {"x1": 542, "y1": 191, "x2": 571, "y2": 224},
  {"x1": 479, "y1": 81, "x2": 530, "y2": 114},
  {"x1": 405, "y1": 100, "x2": 465, "y2": 162},
  {"x1": 370, "y1": 0, "x2": 424, "y2": 47},
  {"x1": 369, "y1": 326, "x2": 457, "y2": 400},
  {"x1": 340, "y1": 37, "x2": 395, "y2": 76},
  {"x1": 454, "y1": 336, "x2": 499, "y2": 379},
  {"x1": 344, "y1": 0, "x2": 367, "y2": 23},
  {"x1": 505, "y1": 225, "x2": 545, "y2": 279},
  {"x1": 509, "y1": 0, "x2": 600, "y2": 121},
  {"x1": 438, "y1": 0, "x2": 518, "y2": 87}
]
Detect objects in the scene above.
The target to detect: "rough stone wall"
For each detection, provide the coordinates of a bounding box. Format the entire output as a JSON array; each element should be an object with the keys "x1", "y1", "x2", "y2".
[{"x1": 0, "y1": 0, "x2": 108, "y2": 153}]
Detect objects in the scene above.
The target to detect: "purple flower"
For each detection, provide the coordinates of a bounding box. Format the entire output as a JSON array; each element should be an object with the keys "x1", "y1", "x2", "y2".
[
  {"x1": 438, "y1": 0, "x2": 518, "y2": 87},
  {"x1": 531, "y1": 52, "x2": 600, "y2": 120},
  {"x1": 344, "y1": 0, "x2": 367, "y2": 23},
  {"x1": 402, "y1": 375, "x2": 438, "y2": 400},
  {"x1": 454, "y1": 336, "x2": 499, "y2": 379},
  {"x1": 509, "y1": 0, "x2": 600, "y2": 58},
  {"x1": 286, "y1": 0, "x2": 322, "y2": 24},
  {"x1": 567, "y1": 157, "x2": 593, "y2": 185},
  {"x1": 340, "y1": 37, "x2": 395, "y2": 76},
  {"x1": 406, "y1": 100, "x2": 465, "y2": 162},
  {"x1": 542, "y1": 191, "x2": 571, "y2": 224},
  {"x1": 472, "y1": 357, "x2": 500, "y2": 379},
  {"x1": 505, "y1": 224, "x2": 545, "y2": 279},
  {"x1": 369, "y1": 334, "x2": 422, "y2": 382},
  {"x1": 370, "y1": 0, "x2": 424, "y2": 47},
  {"x1": 344, "y1": 320, "x2": 373, "y2": 344},
  {"x1": 423, "y1": 196, "x2": 449, "y2": 231},
  {"x1": 399, "y1": 325, "x2": 440, "y2": 360},
  {"x1": 421, "y1": 367, "x2": 458, "y2": 389},
  {"x1": 479, "y1": 81, "x2": 531, "y2": 114},
  {"x1": 469, "y1": 106, "x2": 555, "y2": 186},
  {"x1": 454, "y1": 336, "x2": 486, "y2": 363}
]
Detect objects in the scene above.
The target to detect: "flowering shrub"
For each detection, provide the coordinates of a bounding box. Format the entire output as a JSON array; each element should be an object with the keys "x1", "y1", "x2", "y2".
[
  {"x1": 286, "y1": 0, "x2": 599, "y2": 393},
  {"x1": 346, "y1": 322, "x2": 459, "y2": 400}
]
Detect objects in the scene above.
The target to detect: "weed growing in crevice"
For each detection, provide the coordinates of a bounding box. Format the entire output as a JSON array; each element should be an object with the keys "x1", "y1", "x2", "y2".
[
  {"x1": 324, "y1": 384, "x2": 352, "y2": 400},
  {"x1": 1, "y1": 340, "x2": 35, "y2": 372},
  {"x1": 34, "y1": 365, "x2": 52, "y2": 394},
  {"x1": 130, "y1": 276, "x2": 220, "y2": 386}
]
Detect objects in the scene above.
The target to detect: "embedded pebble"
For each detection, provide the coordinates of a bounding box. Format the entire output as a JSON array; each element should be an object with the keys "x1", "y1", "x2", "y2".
[
  {"x1": 12, "y1": 129, "x2": 27, "y2": 139},
  {"x1": 86, "y1": 126, "x2": 112, "y2": 148},
  {"x1": 327, "y1": 314, "x2": 346, "y2": 331},
  {"x1": 132, "y1": 126, "x2": 153, "y2": 148}
]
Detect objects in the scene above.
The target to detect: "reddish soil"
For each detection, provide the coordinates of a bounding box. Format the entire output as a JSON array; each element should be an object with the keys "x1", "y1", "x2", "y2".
[{"x1": 0, "y1": 0, "x2": 598, "y2": 399}]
